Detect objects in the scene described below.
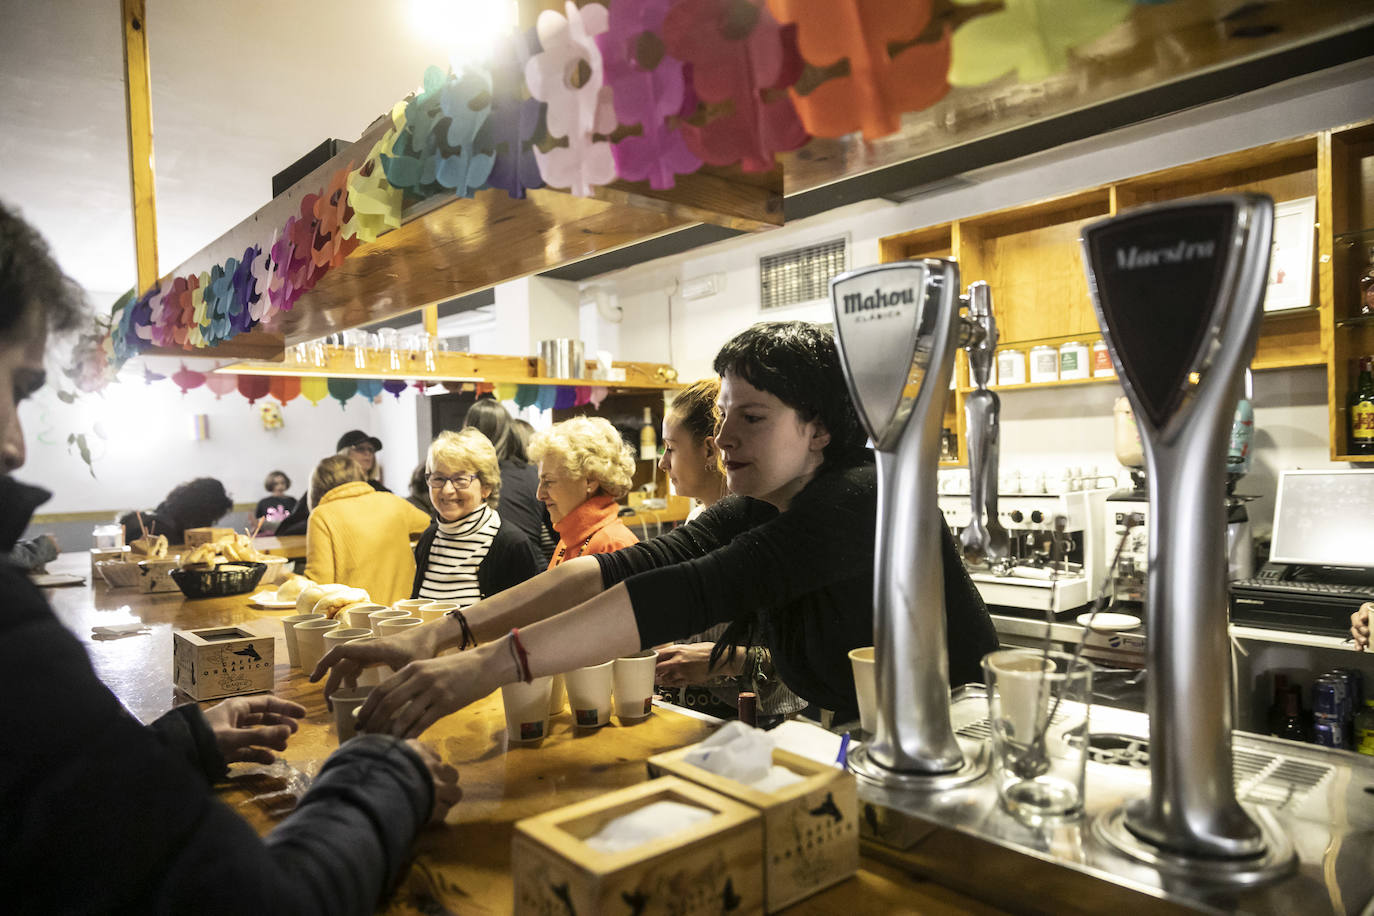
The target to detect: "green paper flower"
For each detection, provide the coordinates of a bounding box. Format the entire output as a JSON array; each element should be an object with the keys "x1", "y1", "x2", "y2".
[{"x1": 949, "y1": 0, "x2": 1132, "y2": 86}]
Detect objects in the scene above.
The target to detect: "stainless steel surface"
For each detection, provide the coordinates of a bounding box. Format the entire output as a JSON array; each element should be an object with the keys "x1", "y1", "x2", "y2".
[
  {"x1": 858, "y1": 690, "x2": 1374, "y2": 914},
  {"x1": 960, "y1": 281, "x2": 1009, "y2": 567},
  {"x1": 538, "y1": 338, "x2": 584, "y2": 379},
  {"x1": 830, "y1": 260, "x2": 965, "y2": 775},
  {"x1": 1082, "y1": 195, "x2": 1277, "y2": 862}
]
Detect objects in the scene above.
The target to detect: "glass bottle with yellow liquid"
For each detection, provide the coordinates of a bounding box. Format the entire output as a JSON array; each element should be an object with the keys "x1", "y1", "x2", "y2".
[{"x1": 1351, "y1": 356, "x2": 1374, "y2": 456}]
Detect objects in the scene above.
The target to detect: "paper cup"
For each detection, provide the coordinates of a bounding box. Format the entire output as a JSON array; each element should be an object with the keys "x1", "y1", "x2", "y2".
[
  {"x1": 344, "y1": 602, "x2": 388, "y2": 630},
  {"x1": 849, "y1": 646, "x2": 876, "y2": 735},
  {"x1": 985, "y1": 650, "x2": 1056, "y2": 742},
  {"x1": 501, "y1": 676, "x2": 554, "y2": 742},
  {"x1": 295, "y1": 618, "x2": 341, "y2": 673},
  {"x1": 346, "y1": 635, "x2": 386, "y2": 686},
  {"x1": 368, "y1": 608, "x2": 412, "y2": 635},
  {"x1": 548, "y1": 673, "x2": 567, "y2": 716},
  {"x1": 377, "y1": 617, "x2": 422, "y2": 638},
  {"x1": 612, "y1": 650, "x2": 658, "y2": 722},
  {"x1": 322, "y1": 627, "x2": 371, "y2": 665},
  {"x1": 392, "y1": 598, "x2": 430, "y2": 615},
  {"x1": 280, "y1": 613, "x2": 324, "y2": 668},
  {"x1": 418, "y1": 601, "x2": 458, "y2": 624},
  {"x1": 332, "y1": 686, "x2": 373, "y2": 742},
  {"x1": 565, "y1": 661, "x2": 615, "y2": 728}
]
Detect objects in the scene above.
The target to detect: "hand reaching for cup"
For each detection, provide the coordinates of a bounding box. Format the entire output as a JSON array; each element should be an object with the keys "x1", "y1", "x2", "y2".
[
  {"x1": 312, "y1": 622, "x2": 443, "y2": 704},
  {"x1": 654, "y1": 642, "x2": 743, "y2": 687},
  {"x1": 407, "y1": 740, "x2": 462, "y2": 824},
  {"x1": 1353, "y1": 602, "x2": 1371, "y2": 652},
  {"x1": 203, "y1": 694, "x2": 306, "y2": 765}
]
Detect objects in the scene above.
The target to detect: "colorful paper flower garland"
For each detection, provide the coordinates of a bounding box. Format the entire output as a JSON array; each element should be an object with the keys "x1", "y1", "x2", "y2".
[{"x1": 102, "y1": 0, "x2": 1154, "y2": 364}]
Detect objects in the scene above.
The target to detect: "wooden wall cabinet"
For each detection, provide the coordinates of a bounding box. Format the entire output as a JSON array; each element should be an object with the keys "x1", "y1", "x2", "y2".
[{"x1": 879, "y1": 122, "x2": 1374, "y2": 467}]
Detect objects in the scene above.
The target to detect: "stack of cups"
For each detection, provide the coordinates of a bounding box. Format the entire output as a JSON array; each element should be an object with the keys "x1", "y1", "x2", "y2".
[
  {"x1": 281, "y1": 613, "x2": 324, "y2": 668},
  {"x1": 368, "y1": 609, "x2": 412, "y2": 635},
  {"x1": 295, "y1": 618, "x2": 341, "y2": 672}
]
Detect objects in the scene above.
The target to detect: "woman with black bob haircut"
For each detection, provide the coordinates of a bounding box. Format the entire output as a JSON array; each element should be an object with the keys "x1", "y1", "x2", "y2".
[{"x1": 316, "y1": 320, "x2": 997, "y2": 737}]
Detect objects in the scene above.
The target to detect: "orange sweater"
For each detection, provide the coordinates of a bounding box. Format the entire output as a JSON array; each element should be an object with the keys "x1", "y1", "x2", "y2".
[
  {"x1": 548, "y1": 494, "x2": 638, "y2": 569},
  {"x1": 305, "y1": 481, "x2": 433, "y2": 604}
]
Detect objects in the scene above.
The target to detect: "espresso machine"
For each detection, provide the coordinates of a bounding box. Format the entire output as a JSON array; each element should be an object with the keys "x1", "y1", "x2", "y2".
[{"x1": 832, "y1": 197, "x2": 1374, "y2": 914}]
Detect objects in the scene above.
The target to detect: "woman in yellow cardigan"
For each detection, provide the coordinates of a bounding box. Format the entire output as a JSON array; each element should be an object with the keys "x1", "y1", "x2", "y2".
[
  {"x1": 305, "y1": 455, "x2": 433, "y2": 604},
  {"x1": 527, "y1": 416, "x2": 639, "y2": 568}
]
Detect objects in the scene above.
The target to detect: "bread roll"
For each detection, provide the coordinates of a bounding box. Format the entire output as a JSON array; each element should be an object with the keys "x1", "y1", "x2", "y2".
[{"x1": 312, "y1": 587, "x2": 370, "y2": 620}]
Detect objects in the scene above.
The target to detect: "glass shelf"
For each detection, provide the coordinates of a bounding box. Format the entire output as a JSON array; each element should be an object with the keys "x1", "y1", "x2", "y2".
[{"x1": 1336, "y1": 313, "x2": 1374, "y2": 330}]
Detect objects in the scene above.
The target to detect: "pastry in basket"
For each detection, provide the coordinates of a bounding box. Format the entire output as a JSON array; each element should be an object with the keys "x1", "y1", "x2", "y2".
[
  {"x1": 295, "y1": 582, "x2": 348, "y2": 615},
  {"x1": 312, "y1": 587, "x2": 370, "y2": 620},
  {"x1": 128, "y1": 533, "x2": 168, "y2": 559},
  {"x1": 181, "y1": 543, "x2": 227, "y2": 568}
]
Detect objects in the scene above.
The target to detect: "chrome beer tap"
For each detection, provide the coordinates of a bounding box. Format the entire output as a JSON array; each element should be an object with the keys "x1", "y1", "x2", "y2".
[
  {"x1": 1082, "y1": 195, "x2": 1295, "y2": 883},
  {"x1": 830, "y1": 261, "x2": 988, "y2": 786},
  {"x1": 959, "y1": 282, "x2": 1010, "y2": 569}
]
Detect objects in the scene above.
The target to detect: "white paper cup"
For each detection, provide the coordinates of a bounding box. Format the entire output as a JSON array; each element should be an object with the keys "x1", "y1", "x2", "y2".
[
  {"x1": 565, "y1": 661, "x2": 615, "y2": 728},
  {"x1": 295, "y1": 618, "x2": 341, "y2": 673},
  {"x1": 501, "y1": 676, "x2": 554, "y2": 742},
  {"x1": 612, "y1": 651, "x2": 658, "y2": 722},
  {"x1": 377, "y1": 617, "x2": 422, "y2": 638},
  {"x1": 548, "y1": 673, "x2": 567, "y2": 716},
  {"x1": 344, "y1": 602, "x2": 388, "y2": 630},
  {"x1": 418, "y1": 601, "x2": 458, "y2": 624},
  {"x1": 281, "y1": 613, "x2": 324, "y2": 668},
  {"x1": 368, "y1": 608, "x2": 412, "y2": 635},
  {"x1": 849, "y1": 646, "x2": 876, "y2": 734},
  {"x1": 392, "y1": 598, "x2": 431, "y2": 615},
  {"x1": 323, "y1": 627, "x2": 372, "y2": 663},
  {"x1": 985, "y1": 650, "x2": 1056, "y2": 742},
  {"x1": 345, "y1": 635, "x2": 386, "y2": 686},
  {"x1": 332, "y1": 686, "x2": 373, "y2": 742}
]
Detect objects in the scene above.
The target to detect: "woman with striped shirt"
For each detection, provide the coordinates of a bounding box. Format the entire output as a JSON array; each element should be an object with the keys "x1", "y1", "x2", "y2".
[{"x1": 410, "y1": 430, "x2": 541, "y2": 607}]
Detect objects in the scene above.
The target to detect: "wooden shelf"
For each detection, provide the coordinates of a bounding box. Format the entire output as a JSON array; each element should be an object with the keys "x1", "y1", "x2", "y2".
[
  {"x1": 959, "y1": 374, "x2": 1119, "y2": 395},
  {"x1": 878, "y1": 122, "x2": 1374, "y2": 464},
  {"x1": 1332, "y1": 454, "x2": 1374, "y2": 463},
  {"x1": 217, "y1": 347, "x2": 682, "y2": 390}
]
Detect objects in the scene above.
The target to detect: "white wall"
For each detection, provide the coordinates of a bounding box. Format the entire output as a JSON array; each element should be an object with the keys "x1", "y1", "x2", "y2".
[{"x1": 16, "y1": 355, "x2": 428, "y2": 518}]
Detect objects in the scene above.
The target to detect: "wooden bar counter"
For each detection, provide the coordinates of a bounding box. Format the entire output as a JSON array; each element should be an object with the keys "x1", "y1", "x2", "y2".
[{"x1": 42, "y1": 555, "x2": 1002, "y2": 915}]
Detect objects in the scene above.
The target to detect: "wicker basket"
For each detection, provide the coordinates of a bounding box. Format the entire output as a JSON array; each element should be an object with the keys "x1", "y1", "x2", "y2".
[{"x1": 170, "y1": 562, "x2": 267, "y2": 599}]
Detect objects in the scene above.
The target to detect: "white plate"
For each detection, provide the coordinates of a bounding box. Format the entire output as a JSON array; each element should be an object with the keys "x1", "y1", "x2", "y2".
[
  {"x1": 250, "y1": 591, "x2": 296, "y2": 609},
  {"x1": 1076, "y1": 611, "x2": 1142, "y2": 632}
]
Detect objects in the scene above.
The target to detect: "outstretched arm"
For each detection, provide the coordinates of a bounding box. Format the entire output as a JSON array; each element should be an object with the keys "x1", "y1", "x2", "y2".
[
  {"x1": 356, "y1": 581, "x2": 641, "y2": 738},
  {"x1": 313, "y1": 556, "x2": 606, "y2": 698}
]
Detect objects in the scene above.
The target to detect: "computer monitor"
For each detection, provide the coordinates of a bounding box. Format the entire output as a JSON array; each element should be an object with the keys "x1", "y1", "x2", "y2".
[{"x1": 1269, "y1": 469, "x2": 1374, "y2": 569}]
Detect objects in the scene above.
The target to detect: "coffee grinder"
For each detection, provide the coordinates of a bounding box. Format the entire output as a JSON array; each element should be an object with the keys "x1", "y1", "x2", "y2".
[{"x1": 1082, "y1": 194, "x2": 1294, "y2": 881}]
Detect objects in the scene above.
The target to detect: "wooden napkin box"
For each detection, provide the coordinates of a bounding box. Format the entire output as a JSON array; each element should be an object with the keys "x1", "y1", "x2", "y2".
[
  {"x1": 512, "y1": 776, "x2": 764, "y2": 916},
  {"x1": 184, "y1": 526, "x2": 234, "y2": 547},
  {"x1": 90, "y1": 546, "x2": 129, "y2": 575},
  {"x1": 137, "y1": 557, "x2": 182, "y2": 593},
  {"x1": 173, "y1": 626, "x2": 275, "y2": 700},
  {"x1": 647, "y1": 746, "x2": 859, "y2": 912}
]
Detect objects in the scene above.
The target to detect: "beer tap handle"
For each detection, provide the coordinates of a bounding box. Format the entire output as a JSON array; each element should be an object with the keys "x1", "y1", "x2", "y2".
[{"x1": 960, "y1": 283, "x2": 1009, "y2": 565}]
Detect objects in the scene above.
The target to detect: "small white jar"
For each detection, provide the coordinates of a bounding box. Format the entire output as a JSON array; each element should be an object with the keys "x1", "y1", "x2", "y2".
[
  {"x1": 1059, "y1": 341, "x2": 1090, "y2": 380},
  {"x1": 1029, "y1": 345, "x2": 1059, "y2": 384},
  {"x1": 996, "y1": 349, "x2": 1026, "y2": 386}
]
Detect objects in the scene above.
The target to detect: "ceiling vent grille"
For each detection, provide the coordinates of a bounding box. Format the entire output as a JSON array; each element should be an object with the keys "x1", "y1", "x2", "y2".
[{"x1": 759, "y1": 237, "x2": 847, "y2": 311}]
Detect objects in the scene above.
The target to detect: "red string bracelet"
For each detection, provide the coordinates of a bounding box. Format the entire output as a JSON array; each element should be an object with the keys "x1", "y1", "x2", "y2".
[{"x1": 508, "y1": 627, "x2": 533, "y2": 683}]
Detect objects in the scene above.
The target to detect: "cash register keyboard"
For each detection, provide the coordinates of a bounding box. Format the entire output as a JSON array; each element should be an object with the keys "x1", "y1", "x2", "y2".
[{"x1": 1231, "y1": 578, "x2": 1374, "y2": 599}]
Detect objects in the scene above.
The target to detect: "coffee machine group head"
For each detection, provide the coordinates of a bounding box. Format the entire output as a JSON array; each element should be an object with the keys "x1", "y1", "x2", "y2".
[
  {"x1": 1082, "y1": 194, "x2": 1294, "y2": 880},
  {"x1": 830, "y1": 260, "x2": 995, "y2": 787}
]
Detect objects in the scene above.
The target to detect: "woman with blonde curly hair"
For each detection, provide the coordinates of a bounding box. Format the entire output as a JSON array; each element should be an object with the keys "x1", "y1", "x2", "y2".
[
  {"x1": 411, "y1": 429, "x2": 541, "y2": 605},
  {"x1": 528, "y1": 416, "x2": 638, "y2": 568}
]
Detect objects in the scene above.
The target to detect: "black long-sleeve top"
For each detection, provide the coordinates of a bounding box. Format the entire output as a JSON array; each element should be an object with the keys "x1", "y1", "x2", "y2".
[
  {"x1": 1, "y1": 477, "x2": 434, "y2": 915},
  {"x1": 595, "y1": 455, "x2": 998, "y2": 721}
]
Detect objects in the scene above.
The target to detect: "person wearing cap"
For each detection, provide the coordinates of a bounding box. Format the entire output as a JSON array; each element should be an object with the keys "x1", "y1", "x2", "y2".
[
  {"x1": 274, "y1": 429, "x2": 391, "y2": 537},
  {"x1": 336, "y1": 429, "x2": 389, "y2": 492}
]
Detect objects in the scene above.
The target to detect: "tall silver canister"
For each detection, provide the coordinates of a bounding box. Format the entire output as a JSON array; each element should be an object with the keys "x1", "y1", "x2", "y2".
[{"x1": 539, "y1": 339, "x2": 585, "y2": 379}]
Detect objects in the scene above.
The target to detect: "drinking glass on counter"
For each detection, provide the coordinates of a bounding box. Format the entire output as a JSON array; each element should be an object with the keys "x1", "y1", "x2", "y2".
[{"x1": 983, "y1": 649, "x2": 1093, "y2": 826}]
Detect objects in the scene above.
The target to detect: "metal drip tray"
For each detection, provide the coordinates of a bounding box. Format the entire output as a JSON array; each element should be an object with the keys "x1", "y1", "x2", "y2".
[{"x1": 856, "y1": 687, "x2": 1374, "y2": 914}]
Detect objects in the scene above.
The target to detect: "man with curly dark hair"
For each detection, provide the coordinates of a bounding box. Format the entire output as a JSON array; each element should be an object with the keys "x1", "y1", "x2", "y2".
[{"x1": 0, "y1": 201, "x2": 459, "y2": 913}]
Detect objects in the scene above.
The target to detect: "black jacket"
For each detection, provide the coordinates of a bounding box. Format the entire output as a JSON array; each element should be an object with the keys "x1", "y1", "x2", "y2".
[
  {"x1": 410, "y1": 513, "x2": 541, "y2": 600},
  {"x1": 0, "y1": 476, "x2": 433, "y2": 915},
  {"x1": 596, "y1": 456, "x2": 998, "y2": 721},
  {"x1": 494, "y1": 458, "x2": 555, "y2": 560}
]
